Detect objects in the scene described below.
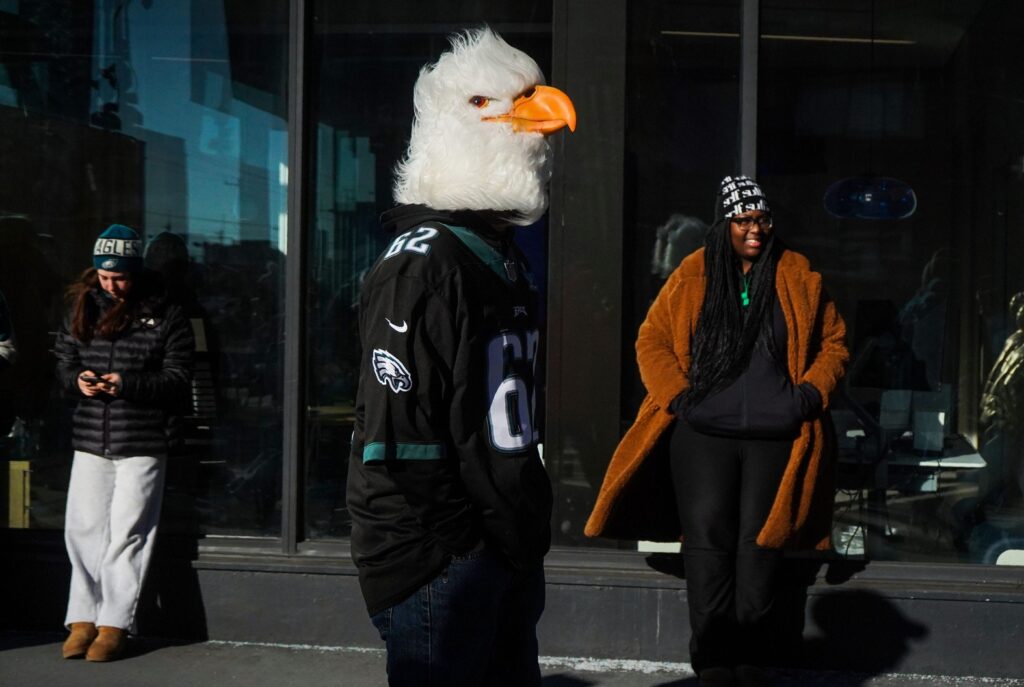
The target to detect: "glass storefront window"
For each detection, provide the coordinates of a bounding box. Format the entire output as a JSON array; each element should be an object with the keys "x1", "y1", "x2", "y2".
[
  {"x1": 3, "y1": 0, "x2": 1020, "y2": 569},
  {"x1": 549, "y1": 0, "x2": 743, "y2": 551},
  {"x1": 546, "y1": 0, "x2": 742, "y2": 550},
  {"x1": 305, "y1": 4, "x2": 553, "y2": 539},
  {"x1": 0, "y1": 0, "x2": 289, "y2": 537},
  {"x1": 759, "y1": 0, "x2": 1024, "y2": 564},
  {"x1": 621, "y1": 0, "x2": 741, "y2": 415}
]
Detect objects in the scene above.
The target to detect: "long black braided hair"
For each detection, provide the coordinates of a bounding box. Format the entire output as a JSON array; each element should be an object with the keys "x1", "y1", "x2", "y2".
[{"x1": 680, "y1": 218, "x2": 785, "y2": 410}]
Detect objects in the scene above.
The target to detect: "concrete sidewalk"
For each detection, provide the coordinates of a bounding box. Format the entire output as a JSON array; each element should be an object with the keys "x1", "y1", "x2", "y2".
[{"x1": 1, "y1": 632, "x2": 1021, "y2": 687}]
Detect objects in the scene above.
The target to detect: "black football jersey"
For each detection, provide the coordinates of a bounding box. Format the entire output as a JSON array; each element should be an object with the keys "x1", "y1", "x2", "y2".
[{"x1": 347, "y1": 205, "x2": 552, "y2": 615}]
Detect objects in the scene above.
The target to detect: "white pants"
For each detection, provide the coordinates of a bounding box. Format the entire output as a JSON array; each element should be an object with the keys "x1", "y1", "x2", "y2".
[{"x1": 64, "y1": 450, "x2": 166, "y2": 632}]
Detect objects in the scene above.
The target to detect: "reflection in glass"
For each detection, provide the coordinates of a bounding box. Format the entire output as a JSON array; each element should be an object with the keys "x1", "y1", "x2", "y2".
[
  {"x1": 761, "y1": 0, "x2": 1023, "y2": 565},
  {"x1": 0, "y1": 1, "x2": 288, "y2": 536},
  {"x1": 971, "y1": 293, "x2": 1024, "y2": 562},
  {"x1": 622, "y1": 0, "x2": 740, "y2": 409},
  {"x1": 650, "y1": 214, "x2": 708, "y2": 280},
  {"x1": 305, "y1": 4, "x2": 553, "y2": 540},
  {"x1": 823, "y1": 175, "x2": 917, "y2": 220},
  {"x1": 583, "y1": 0, "x2": 740, "y2": 550}
]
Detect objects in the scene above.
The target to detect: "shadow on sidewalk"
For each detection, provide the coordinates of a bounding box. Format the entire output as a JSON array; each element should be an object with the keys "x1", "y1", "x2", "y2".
[
  {"x1": 136, "y1": 532, "x2": 208, "y2": 645},
  {"x1": 651, "y1": 677, "x2": 700, "y2": 687},
  {"x1": 775, "y1": 560, "x2": 928, "y2": 679},
  {"x1": 645, "y1": 557, "x2": 928, "y2": 687},
  {"x1": 542, "y1": 675, "x2": 601, "y2": 686},
  {"x1": 794, "y1": 588, "x2": 927, "y2": 675},
  {"x1": 136, "y1": 450, "x2": 210, "y2": 645},
  {"x1": 0, "y1": 630, "x2": 202, "y2": 662},
  {"x1": 0, "y1": 630, "x2": 63, "y2": 652}
]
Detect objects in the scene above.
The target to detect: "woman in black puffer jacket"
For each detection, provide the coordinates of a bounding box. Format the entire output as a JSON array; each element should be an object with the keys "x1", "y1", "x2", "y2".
[{"x1": 54, "y1": 224, "x2": 193, "y2": 663}]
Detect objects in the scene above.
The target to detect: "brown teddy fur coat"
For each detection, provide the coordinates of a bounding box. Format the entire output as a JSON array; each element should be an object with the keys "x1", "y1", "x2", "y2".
[{"x1": 584, "y1": 247, "x2": 849, "y2": 550}]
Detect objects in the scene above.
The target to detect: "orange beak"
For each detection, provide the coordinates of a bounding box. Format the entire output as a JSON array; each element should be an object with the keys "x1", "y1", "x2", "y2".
[{"x1": 485, "y1": 85, "x2": 577, "y2": 135}]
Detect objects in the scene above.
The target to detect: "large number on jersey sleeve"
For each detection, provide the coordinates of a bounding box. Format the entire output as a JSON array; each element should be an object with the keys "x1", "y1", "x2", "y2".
[
  {"x1": 486, "y1": 329, "x2": 540, "y2": 452},
  {"x1": 384, "y1": 226, "x2": 439, "y2": 260}
]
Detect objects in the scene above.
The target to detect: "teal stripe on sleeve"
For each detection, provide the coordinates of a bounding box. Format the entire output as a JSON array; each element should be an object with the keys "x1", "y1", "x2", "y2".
[
  {"x1": 445, "y1": 225, "x2": 514, "y2": 285},
  {"x1": 362, "y1": 442, "x2": 444, "y2": 463}
]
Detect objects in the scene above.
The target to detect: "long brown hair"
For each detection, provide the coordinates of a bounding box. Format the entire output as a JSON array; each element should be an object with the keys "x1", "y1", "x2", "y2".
[{"x1": 66, "y1": 268, "x2": 148, "y2": 342}]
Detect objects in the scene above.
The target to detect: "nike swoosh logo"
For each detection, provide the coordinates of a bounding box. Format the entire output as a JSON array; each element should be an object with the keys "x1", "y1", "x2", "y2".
[{"x1": 386, "y1": 318, "x2": 408, "y2": 333}]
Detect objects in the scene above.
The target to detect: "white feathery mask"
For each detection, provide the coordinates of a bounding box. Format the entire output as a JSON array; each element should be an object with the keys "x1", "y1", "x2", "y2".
[{"x1": 393, "y1": 28, "x2": 576, "y2": 226}]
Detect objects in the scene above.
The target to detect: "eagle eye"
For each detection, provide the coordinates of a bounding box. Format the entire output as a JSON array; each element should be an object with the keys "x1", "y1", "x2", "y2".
[{"x1": 468, "y1": 95, "x2": 489, "y2": 108}]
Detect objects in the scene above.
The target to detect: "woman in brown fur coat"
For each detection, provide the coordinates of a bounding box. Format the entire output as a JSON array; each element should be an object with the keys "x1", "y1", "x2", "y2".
[{"x1": 585, "y1": 176, "x2": 848, "y2": 686}]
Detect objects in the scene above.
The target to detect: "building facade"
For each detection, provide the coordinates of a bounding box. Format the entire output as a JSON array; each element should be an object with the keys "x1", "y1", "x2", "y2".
[{"x1": 2, "y1": 0, "x2": 1024, "y2": 677}]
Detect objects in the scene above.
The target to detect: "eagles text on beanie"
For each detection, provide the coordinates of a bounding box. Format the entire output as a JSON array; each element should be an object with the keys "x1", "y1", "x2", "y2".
[{"x1": 93, "y1": 224, "x2": 143, "y2": 273}]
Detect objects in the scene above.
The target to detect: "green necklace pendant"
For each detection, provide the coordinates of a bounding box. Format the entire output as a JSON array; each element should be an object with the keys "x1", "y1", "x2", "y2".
[{"x1": 740, "y1": 273, "x2": 752, "y2": 308}]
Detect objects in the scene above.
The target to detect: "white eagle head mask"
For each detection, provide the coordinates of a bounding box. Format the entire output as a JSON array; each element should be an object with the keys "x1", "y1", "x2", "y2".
[{"x1": 393, "y1": 27, "x2": 576, "y2": 226}]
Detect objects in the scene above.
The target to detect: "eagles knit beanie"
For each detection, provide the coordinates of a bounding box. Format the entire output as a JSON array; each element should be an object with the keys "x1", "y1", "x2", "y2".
[
  {"x1": 715, "y1": 175, "x2": 771, "y2": 223},
  {"x1": 93, "y1": 224, "x2": 143, "y2": 273}
]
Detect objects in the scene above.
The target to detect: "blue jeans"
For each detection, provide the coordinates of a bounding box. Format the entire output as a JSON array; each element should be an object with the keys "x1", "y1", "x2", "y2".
[{"x1": 370, "y1": 547, "x2": 545, "y2": 687}]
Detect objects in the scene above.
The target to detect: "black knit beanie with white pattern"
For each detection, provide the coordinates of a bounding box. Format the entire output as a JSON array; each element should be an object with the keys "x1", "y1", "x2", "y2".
[{"x1": 714, "y1": 175, "x2": 771, "y2": 223}]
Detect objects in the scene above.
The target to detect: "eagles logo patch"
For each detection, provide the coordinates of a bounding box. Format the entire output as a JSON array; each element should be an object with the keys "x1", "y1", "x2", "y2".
[{"x1": 372, "y1": 349, "x2": 412, "y2": 393}]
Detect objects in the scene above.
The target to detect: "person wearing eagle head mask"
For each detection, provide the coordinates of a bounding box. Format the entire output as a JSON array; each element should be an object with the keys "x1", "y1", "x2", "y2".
[
  {"x1": 585, "y1": 176, "x2": 848, "y2": 686},
  {"x1": 347, "y1": 28, "x2": 575, "y2": 686}
]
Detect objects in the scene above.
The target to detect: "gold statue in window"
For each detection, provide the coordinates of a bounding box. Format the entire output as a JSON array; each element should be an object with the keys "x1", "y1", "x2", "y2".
[{"x1": 981, "y1": 292, "x2": 1024, "y2": 436}]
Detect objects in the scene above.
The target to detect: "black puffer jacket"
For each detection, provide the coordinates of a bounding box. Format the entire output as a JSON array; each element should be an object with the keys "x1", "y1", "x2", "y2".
[{"x1": 55, "y1": 281, "x2": 194, "y2": 458}]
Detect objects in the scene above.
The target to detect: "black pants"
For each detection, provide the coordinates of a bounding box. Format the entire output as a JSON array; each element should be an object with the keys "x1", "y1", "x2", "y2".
[{"x1": 670, "y1": 421, "x2": 793, "y2": 671}]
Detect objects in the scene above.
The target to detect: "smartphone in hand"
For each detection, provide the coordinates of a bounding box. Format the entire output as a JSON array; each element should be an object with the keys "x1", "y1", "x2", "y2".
[{"x1": 80, "y1": 374, "x2": 104, "y2": 384}]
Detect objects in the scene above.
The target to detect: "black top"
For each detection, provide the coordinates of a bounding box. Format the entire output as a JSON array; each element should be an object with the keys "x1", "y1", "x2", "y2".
[
  {"x1": 347, "y1": 204, "x2": 552, "y2": 615},
  {"x1": 679, "y1": 296, "x2": 822, "y2": 439},
  {"x1": 54, "y1": 281, "x2": 195, "y2": 457}
]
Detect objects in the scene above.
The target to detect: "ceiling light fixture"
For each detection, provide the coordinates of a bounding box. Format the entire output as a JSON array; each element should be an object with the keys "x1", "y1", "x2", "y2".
[
  {"x1": 822, "y1": 0, "x2": 917, "y2": 220},
  {"x1": 660, "y1": 30, "x2": 915, "y2": 46},
  {"x1": 823, "y1": 176, "x2": 917, "y2": 220}
]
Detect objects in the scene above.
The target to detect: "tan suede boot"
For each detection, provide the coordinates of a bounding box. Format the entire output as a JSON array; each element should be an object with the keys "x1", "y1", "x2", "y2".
[
  {"x1": 62, "y1": 622, "x2": 98, "y2": 659},
  {"x1": 85, "y1": 626, "x2": 126, "y2": 662}
]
